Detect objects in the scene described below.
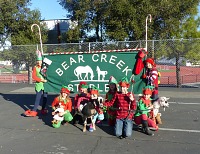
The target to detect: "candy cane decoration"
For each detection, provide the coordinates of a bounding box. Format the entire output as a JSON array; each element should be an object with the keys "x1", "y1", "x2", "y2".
[
  {"x1": 145, "y1": 14, "x2": 152, "y2": 51},
  {"x1": 31, "y1": 24, "x2": 43, "y2": 55},
  {"x1": 129, "y1": 74, "x2": 135, "y2": 94}
]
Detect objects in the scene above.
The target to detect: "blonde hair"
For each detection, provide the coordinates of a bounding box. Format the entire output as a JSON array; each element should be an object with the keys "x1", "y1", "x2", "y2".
[{"x1": 58, "y1": 93, "x2": 71, "y2": 103}]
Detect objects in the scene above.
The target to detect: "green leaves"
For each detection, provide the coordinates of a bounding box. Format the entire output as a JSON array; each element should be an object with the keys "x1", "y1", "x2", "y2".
[{"x1": 59, "y1": 0, "x2": 200, "y2": 41}]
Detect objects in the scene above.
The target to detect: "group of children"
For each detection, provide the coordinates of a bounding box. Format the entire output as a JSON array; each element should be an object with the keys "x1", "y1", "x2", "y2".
[{"x1": 23, "y1": 54, "x2": 160, "y2": 139}]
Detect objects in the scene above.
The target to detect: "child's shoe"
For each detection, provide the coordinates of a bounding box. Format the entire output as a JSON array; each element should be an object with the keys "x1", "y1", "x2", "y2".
[
  {"x1": 24, "y1": 110, "x2": 37, "y2": 117},
  {"x1": 24, "y1": 109, "x2": 31, "y2": 116},
  {"x1": 88, "y1": 124, "x2": 93, "y2": 132},
  {"x1": 96, "y1": 120, "x2": 102, "y2": 126},
  {"x1": 96, "y1": 120, "x2": 101, "y2": 124}
]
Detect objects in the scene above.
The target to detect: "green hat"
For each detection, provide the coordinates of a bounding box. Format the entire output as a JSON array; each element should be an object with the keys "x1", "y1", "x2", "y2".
[
  {"x1": 36, "y1": 50, "x2": 42, "y2": 61},
  {"x1": 78, "y1": 81, "x2": 88, "y2": 90},
  {"x1": 118, "y1": 76, "x2": 130, "y2": 87},
  {"x1": 144, "y1": 85, "x2": 154, "y2": 90},
  {"x1": 108, "y1": 76, "x2": 118, "y2": 85},
  {"x1": 143, "y1": 86, "x2": 154, "y2": 95},
  {"x1": 90, "y1": 86, "x2": 99, "y2": 95}
]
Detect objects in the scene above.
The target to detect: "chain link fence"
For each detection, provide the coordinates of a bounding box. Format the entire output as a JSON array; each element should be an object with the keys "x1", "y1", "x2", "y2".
[{"x1": 0, "y1": 38, "x2": 200, "y2": 87}]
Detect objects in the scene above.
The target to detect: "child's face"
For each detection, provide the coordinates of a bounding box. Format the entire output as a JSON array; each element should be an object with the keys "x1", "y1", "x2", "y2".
[
  {"x1": 144, "y1": 94, "x2": 151, "y2": 100},
  {"x1": 80, "y1": 88, "x2": 87, "y2": 93},
  {"x1": 91, "y1": 94, "x2": 98, "y2": 99},
  {"x1": 146, "y1": 62, "x2": 152, "y2": 69},
  {"x1": 120, "y1": 86, "x2": 128, "y2": 94},
  {"x1": 109, "y1": 83, "x2": 116, "y2": 91},
  {"x1": 61, "y1": 92, "x2": 68, "y2": 98},
  {"x1": 36, "y1": 60, "x2": 42, "y2": 66}
]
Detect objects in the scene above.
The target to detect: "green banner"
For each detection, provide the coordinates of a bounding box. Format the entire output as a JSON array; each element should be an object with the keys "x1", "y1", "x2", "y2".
[{"x1": 43, "y1": 51, "x2": 145, "y2": 94}]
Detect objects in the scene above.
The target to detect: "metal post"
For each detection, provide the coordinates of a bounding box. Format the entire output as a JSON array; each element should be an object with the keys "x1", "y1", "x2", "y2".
[{"x1": 145, "y1": 14, "x2": 152, "y2": 51}]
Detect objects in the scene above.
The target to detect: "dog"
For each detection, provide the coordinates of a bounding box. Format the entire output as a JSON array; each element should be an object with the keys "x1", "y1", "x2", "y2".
[
  {"x1": 152, "y1": 97, "x2": 170, "y2": 124},
  {"x1": 81, "y1": 97, "x2": 104, "y2": 132}
]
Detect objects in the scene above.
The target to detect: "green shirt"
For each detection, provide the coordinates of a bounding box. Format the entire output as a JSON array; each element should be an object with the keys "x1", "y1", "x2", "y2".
[{"x1": 35, "y1": 66, "x2": 44, "y2": 92}]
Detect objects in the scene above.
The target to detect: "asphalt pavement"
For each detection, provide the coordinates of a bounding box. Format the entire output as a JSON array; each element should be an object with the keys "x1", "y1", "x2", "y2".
[{"x1": 0, "y1": 83, "x2": 200, "y2": 154}]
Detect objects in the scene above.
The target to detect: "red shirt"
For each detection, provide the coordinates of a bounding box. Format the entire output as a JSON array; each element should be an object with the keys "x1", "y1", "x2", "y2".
[
  {"x1": 32, "y1": 65, "x2": 42, "y2": 82},
  {"x1": 52, "y1": 96, "x2": 72, "y2": 112},
  {"x1": 74, "y1": 93, "x2": 90, "y2": 109},
  {"x1": 104, "y1": 92, "x2": 136, "y2": 120}
]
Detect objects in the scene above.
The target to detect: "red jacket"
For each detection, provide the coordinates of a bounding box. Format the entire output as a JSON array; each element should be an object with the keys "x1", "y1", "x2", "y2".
[{"x1": 104, "y1": 92, "x2": 136, "y2": 120}]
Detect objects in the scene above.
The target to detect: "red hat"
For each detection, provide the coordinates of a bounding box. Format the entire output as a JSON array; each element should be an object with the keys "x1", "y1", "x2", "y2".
[
  {"x1": 60, "y1": 86, "x2": 70, "y2": 94},
  {"x1": 90, "y1": 86, "x2": 99, "y2": 95},
  {"x1": 143, "y1": 88, "x2": 152, "y2": 95},
  {"x1": 78, "y1": 81, "x2": 88, "y2": 90},
  {"x1": 118, "y1": 77, "x2": 130, "y2": 88},
  {"x1": 145, "y1": 58, "x2": 156, "y2": 67}
]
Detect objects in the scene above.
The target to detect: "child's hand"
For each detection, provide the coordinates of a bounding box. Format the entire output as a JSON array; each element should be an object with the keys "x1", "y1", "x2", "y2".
[
  {"x1": 129, "y1": 93, "x2": 134, "y2": 101},
  {"x1": 147, "y1": 105, "x2": 153, "y2": 110},
  {"x1": 41, "y1": 79, "x2": 47, "y2": 82},
  {"x1": 52, "y1": 112, "x2": 55, "y2": 115},
  {"x1": 99, "y1": 103, "x2": 104, "y2": 108}
]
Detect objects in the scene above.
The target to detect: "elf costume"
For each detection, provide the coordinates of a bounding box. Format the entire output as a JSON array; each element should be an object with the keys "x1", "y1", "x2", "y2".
[
  {"x1": 104, "y1": 76, "x2": 136, "y2": 139},
  {"x1": 72, "y1": 82, "x2": 90, "y2": 125},
  {"x1": 51, "y1": 86, "x2": 73, "y2": 128},
  {"x1": 24, "y1": 50, "x2": 48, "y2": 117},
  {"x1": 90, "y1": 86, "x2": 104, "y2": 125},
  {"x1": 105, "y1": 76, "x2": 118, "y2": 126},
  {"x1": 143, "y1": 58, "x2": 159, "y2": 101},
  {"x1": 134, "y1": 86, "x2": 158, "y2": 136},
  {"x1": 134, "y1": 48, "x2": 148, "y2": 75}
]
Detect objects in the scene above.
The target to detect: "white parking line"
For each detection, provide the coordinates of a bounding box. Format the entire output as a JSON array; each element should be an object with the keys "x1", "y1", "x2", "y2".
[
  {"x1": 169, "y1": 102, "x2": 200, "y2": 105},
  {"x1": 158, "y1": 127, "x2": 200, "y2": 133}
]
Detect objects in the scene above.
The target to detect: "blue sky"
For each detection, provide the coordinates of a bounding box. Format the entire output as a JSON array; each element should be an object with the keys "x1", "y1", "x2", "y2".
[{"x1": 30, "y1": 0, "x2": 67, "y2": 20}]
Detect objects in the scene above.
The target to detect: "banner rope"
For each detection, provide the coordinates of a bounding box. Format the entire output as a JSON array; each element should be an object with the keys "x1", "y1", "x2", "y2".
[{"x1": 43, "y1": 48, "x2": 145, "y2": 56}]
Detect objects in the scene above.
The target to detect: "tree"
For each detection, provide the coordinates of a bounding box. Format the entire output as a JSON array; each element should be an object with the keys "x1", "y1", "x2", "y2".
[
  {"x1": 58, "y1": 0, "x2": 200, "y2": 42},
  {"x1": 0, "y1": 0, "x2": 48, "y2": 83},
  {"x1": 154, "y1": 15, "x2": 200, "y2": 87}
]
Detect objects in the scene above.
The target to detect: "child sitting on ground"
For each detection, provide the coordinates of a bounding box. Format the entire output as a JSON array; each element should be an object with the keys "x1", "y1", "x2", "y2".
[
  {"x1": 134, "y1": 86, "x2": 158, "y2": 136},
  {"x1": 51, "y1": 86, "x2": 73, "y2": 128},
  {"x1": 89, "y1": 86, "x2": 104, "y2": 131}
]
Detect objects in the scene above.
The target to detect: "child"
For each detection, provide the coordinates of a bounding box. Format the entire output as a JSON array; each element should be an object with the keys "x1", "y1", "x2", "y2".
[
  {"x1": 143, "y1": 58, "x2": 159, "y2": 101},
  {"x1": 24, "y1": 50, "x2": 48, "y2": 117},
  {"x1": 73, "y1": 81, "x2": 90, "y2": 125},
  {"x1": 134, "y1": 86, "x2": 158, "y2": 136},
  {"x1": 89, "y1": 86, "x2": 104, "y2": 131},
  {"x1": 103, "y1": 77, "x2": 136, "y2": 139},
  {"x1": 52, "y1": 103, "x2": 65, "y2": 125},
  {"x1": 105, "y1": 76, "x2": 118, "y2": 126},
  {"x1": 51, "y1": 86, "x2": 73, "y2": 128}
]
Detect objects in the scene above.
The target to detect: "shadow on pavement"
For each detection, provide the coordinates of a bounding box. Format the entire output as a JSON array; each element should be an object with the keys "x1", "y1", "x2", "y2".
[{"x1": 0, "y1": 93, "x2": 57, "y2": 127}]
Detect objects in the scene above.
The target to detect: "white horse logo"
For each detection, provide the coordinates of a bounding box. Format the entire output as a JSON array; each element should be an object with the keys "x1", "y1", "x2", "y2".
[
  {"x1": 74, "y1": 65, "x2": 94, "y2": 80},
  {"x1": 96, "y1": 66, "x2": 107, "y2": 80}
]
